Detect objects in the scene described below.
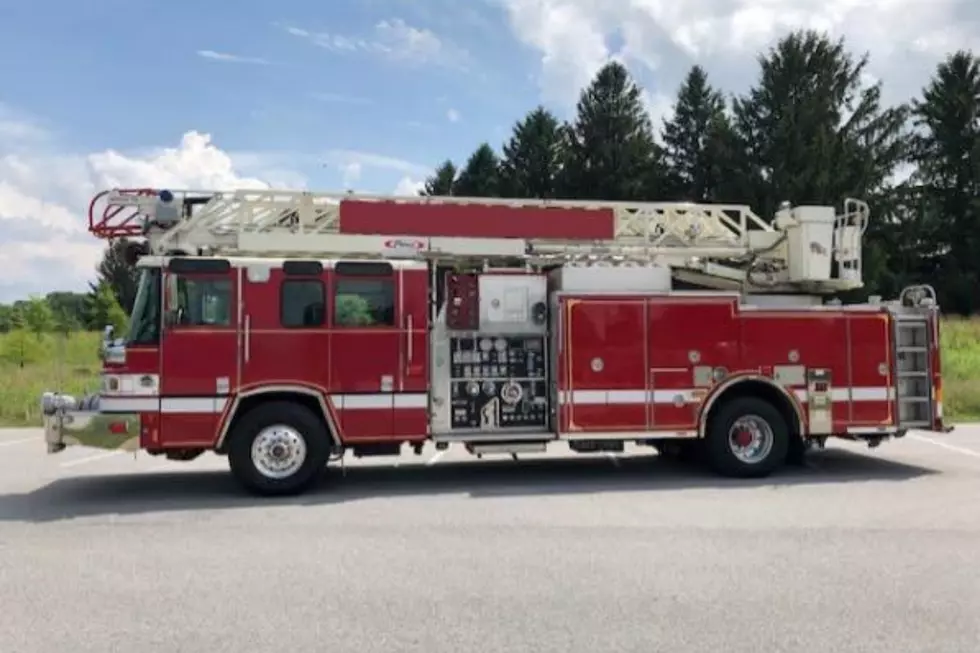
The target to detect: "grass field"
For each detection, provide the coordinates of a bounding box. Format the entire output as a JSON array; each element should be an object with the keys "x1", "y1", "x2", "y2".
[{"x1": 0, "y1": 322, "x2": 978, "y2": 427}]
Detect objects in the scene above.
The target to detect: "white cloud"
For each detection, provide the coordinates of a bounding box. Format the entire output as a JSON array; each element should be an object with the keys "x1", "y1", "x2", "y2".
[
  {"x1": 321, "y1": 149, "x2": 430, "y2": 176},
  {"x1": 87, "y1": 132, "x2": 272, "y2": 191},
  {"x1": 447, "y1": 108, "x2": 461, "y2": 122},
  {"x1": 0, "y1": 125, "x2": 292, "y2": 302},
  {"x1": 496, "y1": 0, "x2": 980, "y2": 112},
  {"x1": 341, "y1": 162, "x2": 362, "y2": 188},
  {"x1": 0, "y1": 103, "x2": 51, "y2": 144},
  {"x1": 282, "y1": 18, "x2": 470, "y2": 69},
  {"x1": 0, "y1": 107, "x2": 438, "y2": 301},
  {"x1": 642, "y1": 89, "x2": 675, "y2": 142},
  {"x1": 196, "y1": 50, "x2": 271, "y2": 65},
  {"x1": 0, "y1": 118, "x2": 48, "y2": 142},
  {"x1": 394, "y1": 176, "x2": 426, "y2": 196},
  {"x1": 497, "y1": 0, "x2": 613, "y2": 105}
]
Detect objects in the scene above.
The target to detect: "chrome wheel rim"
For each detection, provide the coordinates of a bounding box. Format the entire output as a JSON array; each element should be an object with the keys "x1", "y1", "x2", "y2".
[
  {"x1": 250, "y1": 425, "x2": 307, "y2": 479},
  {"x1": 728, "y1": 415, "x2": 774, "y2": 464}
]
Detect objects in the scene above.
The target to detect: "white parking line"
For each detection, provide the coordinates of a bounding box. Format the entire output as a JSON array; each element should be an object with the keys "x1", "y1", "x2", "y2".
[
  {"x1": 60, "y1": 450, "x2": 124, "y2": 468},
  {"x1": 0, "y1": 436, "x2": 39, "y2": 448},
  {"x1": 426, "y1": 451, "x2": 445, "y2": 466},
  {"x1": 907, "y1": 434, "x2": 980, "y2": 458}
]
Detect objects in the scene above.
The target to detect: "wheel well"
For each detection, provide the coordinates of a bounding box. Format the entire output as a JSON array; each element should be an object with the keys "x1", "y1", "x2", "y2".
[
  {"x1": 217, "y1": 391, "x2": 335, "y2": 453},
  {"x1": 703, "y1": 380, "x2": 802, "y2": 441}
]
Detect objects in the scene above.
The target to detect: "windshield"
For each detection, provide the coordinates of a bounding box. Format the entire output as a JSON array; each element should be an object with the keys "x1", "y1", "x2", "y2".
[{"x1": 126, "y1": 268, "x2": 162, "y2": 344}]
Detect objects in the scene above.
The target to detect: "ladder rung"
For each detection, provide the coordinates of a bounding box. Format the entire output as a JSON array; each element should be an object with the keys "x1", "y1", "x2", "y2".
[
  {"x1": 899, "y1": 397, "x2": 931, "y2": 405},
  {"x1": 897, "y1": 346, "x2": 928, "y2": 353},
  {"x1": 897, "y1": 371, "x2": 929, "y2": 377}
]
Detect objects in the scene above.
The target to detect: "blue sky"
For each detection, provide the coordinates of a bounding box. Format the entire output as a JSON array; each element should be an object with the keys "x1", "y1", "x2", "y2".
[
  {"x1": 0, "y1": 0, "x2": 543, "y2": 191},
  {"x1": 0, "y1": 0, "x2": 975, "y2": 301}
]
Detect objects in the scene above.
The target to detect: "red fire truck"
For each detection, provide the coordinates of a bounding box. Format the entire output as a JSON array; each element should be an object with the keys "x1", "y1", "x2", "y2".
[{"x1": 40, "y1": 189, "x2": 948, "y2": 495}]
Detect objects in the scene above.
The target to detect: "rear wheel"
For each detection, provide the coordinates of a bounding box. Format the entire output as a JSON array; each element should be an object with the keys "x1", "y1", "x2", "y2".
[
  {"x1": 705, "y1": 397, "x2": 789, "y2": 478},
  {"x1": 227, "y1": 401, "x2": 331, "y2": 496}
]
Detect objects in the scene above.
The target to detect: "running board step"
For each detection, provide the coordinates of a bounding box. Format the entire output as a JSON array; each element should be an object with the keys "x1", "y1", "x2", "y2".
[
  {"x1": 432, "y1": 431, "x2": 552, "y2": 443},
  {"x1": 465, "y1": 441, "x2": 548, "y2": 456}
]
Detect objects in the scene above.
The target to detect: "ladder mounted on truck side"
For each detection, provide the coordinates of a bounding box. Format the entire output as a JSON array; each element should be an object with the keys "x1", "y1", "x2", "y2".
[
  {"x1": 87, "y1": 188, "x2": 870, "y2": 294},
  {"x1": 891, "y1": 285, "x2": 939, "y2": 429}
]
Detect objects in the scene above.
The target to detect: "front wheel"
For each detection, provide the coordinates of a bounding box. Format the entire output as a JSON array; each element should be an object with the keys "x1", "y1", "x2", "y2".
[
  {"x1": 227, "y1": 401, "x2": 331, "y2": 496},
  {"x1": 704, "y1": 397, "x2": 789, "y2": 478}
]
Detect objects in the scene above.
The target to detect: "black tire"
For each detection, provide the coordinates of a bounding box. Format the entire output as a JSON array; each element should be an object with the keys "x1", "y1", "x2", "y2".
[
  {"x1": 704, "y1": 397, "x2": 789, "y2": 478},
  {"x1": 227, "y1": 401, "x2": 331, "y2": 496},
  {"x1": 786, "y1": 436, "x2": 810, "y2": 466}
]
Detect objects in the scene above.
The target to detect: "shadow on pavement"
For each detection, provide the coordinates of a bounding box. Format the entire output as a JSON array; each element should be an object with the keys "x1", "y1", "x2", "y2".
[{"x1": 0, "y1": 446, "x2": 938, "y2": 523}]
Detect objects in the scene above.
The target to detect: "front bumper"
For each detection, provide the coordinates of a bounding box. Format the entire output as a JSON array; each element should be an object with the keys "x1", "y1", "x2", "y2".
[{"x1": 40, "y1": 392, "x2": 140, "y2": 453}]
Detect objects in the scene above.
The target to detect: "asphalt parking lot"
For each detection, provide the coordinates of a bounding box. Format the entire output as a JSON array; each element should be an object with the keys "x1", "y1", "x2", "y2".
[{"x1": 1, "y1": 428, "x2": 979, "y2": 653}]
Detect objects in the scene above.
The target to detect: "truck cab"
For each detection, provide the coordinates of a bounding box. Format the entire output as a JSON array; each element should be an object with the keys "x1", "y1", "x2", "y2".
[{"x1": 43, "y1": 253, "x2": 432, "y2": 458}]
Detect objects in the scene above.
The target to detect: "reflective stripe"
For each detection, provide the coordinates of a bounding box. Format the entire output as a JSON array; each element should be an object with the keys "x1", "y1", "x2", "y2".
[
  {"x1": 558, "y1": 387, "x2": 895, "y2": 405},
  {"x1": 101, "y1": 397, "x2": 229, "y2": 413},
  {"x1": 98, "y1": 393, "x2": 429, "y2": 413},
  {"x1": 100, "y1": 397, "x2": 158, "y2": 412},
  {"x1": 329, "y1": 393, "x2": 428, "y2": 409}
]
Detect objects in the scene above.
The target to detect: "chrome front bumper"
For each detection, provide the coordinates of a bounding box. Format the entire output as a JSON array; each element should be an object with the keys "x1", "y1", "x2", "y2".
[{"x1": 40, "y1": 392, "x2": 140, "y2": 453}]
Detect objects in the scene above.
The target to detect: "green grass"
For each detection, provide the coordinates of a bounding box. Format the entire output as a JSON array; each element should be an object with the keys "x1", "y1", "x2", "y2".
[
  {"x1": 937, "y1": 318, "x2": 980, "y2": 421},
  {"x1": 1, "y1": 321, "x2": 978, "y2": 427},
  {"x1": 0, "y1": 331, "x2": 102, "y2": 426}
]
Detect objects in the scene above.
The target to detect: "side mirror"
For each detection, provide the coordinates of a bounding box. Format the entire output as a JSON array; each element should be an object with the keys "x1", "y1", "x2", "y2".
[
  {"x1": 99, "y1": 325, "x2": 114, "y2": 358},
  {"x1": 99, "y1": 324, "x2": 126, "y2": 364}
]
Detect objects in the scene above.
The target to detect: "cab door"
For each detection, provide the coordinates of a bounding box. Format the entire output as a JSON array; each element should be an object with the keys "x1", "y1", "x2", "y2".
[
  {"x1": 395, "y1": 264, "x2": 429, "y2": 436},
  {"x1": 328, "y1": 261, "x2": 399, "y2": 439},
  {"x1": 159, "y1": 258, "x2": 239, "y2": 447}
]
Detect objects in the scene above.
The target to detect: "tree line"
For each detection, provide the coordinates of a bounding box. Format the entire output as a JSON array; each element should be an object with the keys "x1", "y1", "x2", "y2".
[
  {"x1": 420, "y1": 30, "x2": 980, "y2": 314},
  {"x1": 3, "y1": 29, "x2": 978, "y2": 333},
  {"x1": 0, "y1": 240, "x2": 133, "y2": 335}
]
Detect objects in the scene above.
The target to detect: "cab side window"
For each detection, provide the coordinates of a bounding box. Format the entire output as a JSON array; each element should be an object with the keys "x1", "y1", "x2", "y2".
[
  {"x1": 333, "y1": 278, "x2": 395, "y2": 327},
  {"x1": 281, "y1": 280, "x2": 325, "y2": 328},
  {"x1": 174, "y1": 276, "x2": 232, "y2": 326}
]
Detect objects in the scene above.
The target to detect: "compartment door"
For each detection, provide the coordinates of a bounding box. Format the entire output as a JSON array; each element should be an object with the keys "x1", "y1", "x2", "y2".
[{"x1": 561, "y1": 298, "x2": 648, "y2": 433}]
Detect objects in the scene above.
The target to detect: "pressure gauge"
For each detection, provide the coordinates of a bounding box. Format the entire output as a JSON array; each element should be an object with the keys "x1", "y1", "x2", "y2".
[{"x1": 500, "y1": 381, "x2": 523, "y2": 405}]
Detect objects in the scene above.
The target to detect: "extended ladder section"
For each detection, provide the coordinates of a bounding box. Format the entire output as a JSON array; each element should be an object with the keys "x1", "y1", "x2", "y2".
[
  {"x1": 892, "y1": 286, "x2": 938, "y2": 429},
  {"x1": 88, "y1": 188, "x2": 870, "y2": 294}
]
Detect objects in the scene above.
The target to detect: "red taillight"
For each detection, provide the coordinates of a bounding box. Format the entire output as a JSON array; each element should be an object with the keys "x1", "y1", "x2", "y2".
[{"x1": 108, "y1": 421, "x2": 129, "y2": 435}]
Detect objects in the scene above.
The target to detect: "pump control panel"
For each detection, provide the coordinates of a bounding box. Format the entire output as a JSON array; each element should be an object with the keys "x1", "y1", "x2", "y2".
[
  {"x1": 430, "y1": 271, "x2": 553, "y2": 435},
  {"x1": 448, "y1": 335, "x2": 548, "y2": 430}
]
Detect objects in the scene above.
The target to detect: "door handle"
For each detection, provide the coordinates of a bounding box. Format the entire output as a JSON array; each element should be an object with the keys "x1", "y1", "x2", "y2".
[
  {"x1": 243, "y1": 315, "x2": 251, "y2": 363},
  {"x1": 406, "y1": 314, "x2": 414, "y2": 365}
]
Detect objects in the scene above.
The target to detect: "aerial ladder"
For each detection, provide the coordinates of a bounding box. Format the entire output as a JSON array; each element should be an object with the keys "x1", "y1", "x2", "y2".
[{"x1": 87, "y1": 187, "x2": 871, "y2": 295}]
